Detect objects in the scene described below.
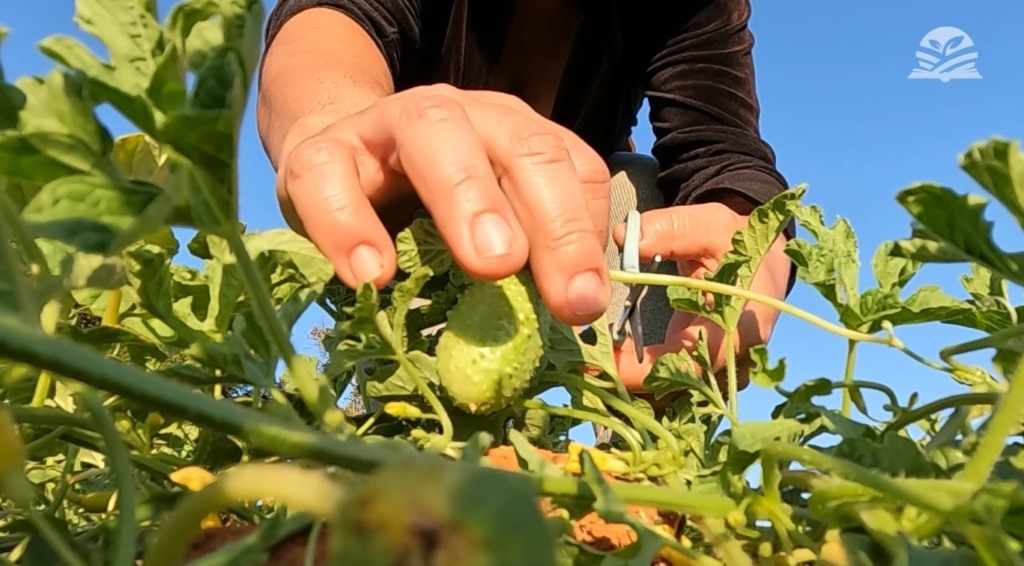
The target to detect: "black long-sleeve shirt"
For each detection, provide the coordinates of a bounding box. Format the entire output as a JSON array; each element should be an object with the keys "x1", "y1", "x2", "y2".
[{"x1": 263, "y1": 0, "x2": 795, "y2": 243}]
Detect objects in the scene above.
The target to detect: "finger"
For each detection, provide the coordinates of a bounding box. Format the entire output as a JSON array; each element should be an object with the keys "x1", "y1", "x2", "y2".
[
  {"x1": 475, "y1": 106, "x2": 611, "y2": 325},
  {"x1": 553, "y1": 122, "x2": 611, "y2": 246},
  {"x1": 473, "y1": 92, "x2": 611, "y2": 244},
  {"x1": 612, "y1": 203, "x2": 744, "y2": 261},
  {"x1": 374, "y1": 93, "x2": 530, "y2": 280},
  {"x1": 279, "y1": 134, "x2": 397, "y2": 289}
]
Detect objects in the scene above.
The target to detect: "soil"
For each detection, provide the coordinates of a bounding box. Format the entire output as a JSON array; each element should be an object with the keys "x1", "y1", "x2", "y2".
[{"x1": 179, "y1": 446, "x2": 685, "y2": 565}]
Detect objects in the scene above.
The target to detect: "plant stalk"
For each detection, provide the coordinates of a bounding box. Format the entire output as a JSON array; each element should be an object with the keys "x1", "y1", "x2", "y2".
[
  {"x1": 610, "y1": 270, "x2": 893, "y2": 346},
  {"x1": 842, "y1": 340, "x2": 857, "y2": 417},
  {"x1": 959, "y1": 360, "x2": 1024, "y2": 489},
  {"x1": 143, "y1": 463, "x2": 346, "y2": 566},
  {"x1": 81, "y1": 390, "x2": 136, "y2": 566}
]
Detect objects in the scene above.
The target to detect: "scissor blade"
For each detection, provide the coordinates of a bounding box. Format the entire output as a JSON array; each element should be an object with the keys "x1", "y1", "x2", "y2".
[
  {"x1": 611, "y1": 254, "x2": 663, "y2": 361},
  {"x1": 629, "y1": 303, "x2": 645, "y2": 363}
]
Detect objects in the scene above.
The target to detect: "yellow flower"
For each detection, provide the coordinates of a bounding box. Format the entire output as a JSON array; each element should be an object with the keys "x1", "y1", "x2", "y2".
[{"x1": 169, "y1": 466, "x2": 221, "y2": 529}]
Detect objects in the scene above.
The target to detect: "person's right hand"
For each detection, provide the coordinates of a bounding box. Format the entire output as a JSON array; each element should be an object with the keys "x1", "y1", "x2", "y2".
[{"x1": 274, "y1": 84, "x2": 613, "y2": 326}]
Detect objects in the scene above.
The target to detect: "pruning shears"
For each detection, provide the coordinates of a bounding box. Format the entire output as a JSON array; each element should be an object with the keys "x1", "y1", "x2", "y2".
[{"x1": 609, "y1": 210, "x2": 662, "y2": 363}]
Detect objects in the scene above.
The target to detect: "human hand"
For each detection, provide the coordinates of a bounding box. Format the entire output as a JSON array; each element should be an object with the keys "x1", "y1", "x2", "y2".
[
  {"x1": 609, "y1": 201, "x2": 792, "y2": 392},
  {"x1": 274, "y1": 84, "x2": 613, "y2": 325}
]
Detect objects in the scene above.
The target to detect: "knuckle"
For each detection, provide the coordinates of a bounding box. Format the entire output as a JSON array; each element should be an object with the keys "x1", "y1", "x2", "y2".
[
  {"x1": 285, "y1": 137, "x2": 346, "y2": 184},
  {"x1": 400, "y1": 93, "x2": 465, "y2": 124},
  {"x1": 444, "y1": 165, "x2": 496, "y2": 199},
  {"x1": 576, "y1": 154, "x2": 612, "y2": 186},
  {"x1": 542, "y1": 215, "x2": 597, "y2": 252},
  {"x1": 508, "y1": 128, "x2": 571, "y2": 165},
  {"x1": 491, "y1": 91, "x2": 534, "y2": 112}
]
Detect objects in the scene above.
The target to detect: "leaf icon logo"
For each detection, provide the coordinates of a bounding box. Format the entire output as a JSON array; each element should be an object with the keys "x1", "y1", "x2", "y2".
[{"x1": 909, "y1": 26, "x2": 982, "y2": 82}]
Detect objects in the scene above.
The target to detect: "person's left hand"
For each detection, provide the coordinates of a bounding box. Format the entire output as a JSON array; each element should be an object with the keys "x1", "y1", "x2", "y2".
[{"x1": 609, "y1": 199, "x2": 792, "y2": 394}]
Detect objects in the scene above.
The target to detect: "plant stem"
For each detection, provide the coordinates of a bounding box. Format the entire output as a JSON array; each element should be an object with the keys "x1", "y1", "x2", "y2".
[
  {"x1": 842, "y1": 340, "x2": 856, "y2": 418},
  {"x1": 959, "y1": 360, "x2": 1024, "y2": 489},
  {"x1": 374, "y1": 311, "x2": 453, "y2": 446},
  {"x1": 81, "y1": 390, "x2": 135, "y2": 566},
  {"x1": 882, "y1": 393, "x2": 999, "y2": 435},
  {"x1": 0, "y1": 316, "x2": 736, "y2": 514},
  {"x1": 26, "y1": 511, "x2": 87, "y2": 566},
  {"x1": 531, "y1": 474, "x2": 736, "y2": 516},
  {"x1": 304, "y1": 521, "x2": 323, "y2": 566},
  {"x1": 102, "y1": 289, "x2": 122, "y2": 326},
  {"x1": 521, "y1": 399, "x2": 645, "y2": 460},
  {"x1": 549, "y1": 373, "x2": 681, "y2": 455},
  {"x1": 725, "y1": 330, "x2": 739, "y2": 422},
  {"x1": 29, "y1": 300, "x2": 62, "y2": 408},
  {"x1": 224, "y1": 233, "x2": 332, "y2": 420},
  {"x1": 609, "y1": 270, "x2": 893, "y2": 346},
  {"x1": 762, "y1": 442, "x2": 953, "y2": 513},
  {"x1": 0, "y1": 315, "x2": 401, "y2": 471},
  {"x1": 355, "y1": 405, "x2": 383, "y2": 436},
  {"x1": 940, "y1": 323, "x2": 1024, "y2": 363},
  {"x1": 143, "y1": 463, "x2": 346, "y2": 566}
]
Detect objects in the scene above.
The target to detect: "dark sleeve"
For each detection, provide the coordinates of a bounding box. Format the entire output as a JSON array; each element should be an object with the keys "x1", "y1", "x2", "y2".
[
  {"x1": 643, "y1": 0, "x2": 796, "y2": 292},
  {"x1": 263, "y1": 0, "x2": 422, "y2": 84}
]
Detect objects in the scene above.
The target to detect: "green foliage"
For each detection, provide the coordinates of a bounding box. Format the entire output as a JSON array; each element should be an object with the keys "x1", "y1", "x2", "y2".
[{"x1": 3, "y1": 2, "x2": 1024, "y2": 565}]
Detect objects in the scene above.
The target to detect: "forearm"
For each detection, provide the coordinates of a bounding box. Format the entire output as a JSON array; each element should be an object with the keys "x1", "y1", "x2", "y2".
[{"x1": 256, "y1": 7, "x2": 394, "y2": 169}]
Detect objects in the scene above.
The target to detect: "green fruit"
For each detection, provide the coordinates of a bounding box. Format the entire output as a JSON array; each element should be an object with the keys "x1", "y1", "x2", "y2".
[{"x1": 436, "y1": 274, "x2": 543, "y2": 414}]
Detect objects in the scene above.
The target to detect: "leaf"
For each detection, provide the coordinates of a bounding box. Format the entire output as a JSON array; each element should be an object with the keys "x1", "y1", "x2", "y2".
[
  {"x1": 748, "y1": 345, "x2": 786, "y2": 388},
  {"x1": 22, "y1": 175, "x2": 163, "y2": 254},
  {"x1": 643, "y1": 348, "x2": 727, "y2": 416},
  {"x1": 929, "y1": 39, "x2": 943, "y2": 51},
  {"x1": 325, "y1": 284, "x2": 395, "y2": 382},
  {"x1": 0, "y1": 208, "x2": 36, "y2": 320},
  {"x1": 166, "y1": 0, "x2": 264, "y2": 81},
  {"x1": 826, "y1": 433, "x2": 943, "y2": 478},
  {"x1": 730, "y1": 418, "x2": 805, "y2": 454},
  {"x1": 35, "y1": 239, "x2": 127, "y2": 292},
  {"x1": 669, "y1": 187, "x2": 802, "y2": 329},
  {"x1": 872, "y1": 241, "x2": 919, "y2": 292},
  {"x1": 784, "y1": 203, "x2": 860, "y2": 313},
  {"x1": 395, "y1": 217, "x2": 453, "y2": 276},
  {"x1": 960, "y1": 138, "x2": 1024, "y2": 230},
  {"x1": 9, "y1": 71, "x2": 118, "y2": 180},
  {"x1": 111, "y1": 132, "x2": 171, "y2": 183},
  {"x1": 893, "y1": 184, "x2": 1024, "y2": 286},
  {"x1": 72, "y1": 0, "x2": 164, "y2": 94}
]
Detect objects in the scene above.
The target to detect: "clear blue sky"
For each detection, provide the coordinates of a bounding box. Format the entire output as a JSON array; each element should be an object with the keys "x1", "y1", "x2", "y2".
[{"x1": 3, "y1": 2, "x2": 1023, "y2": 438}]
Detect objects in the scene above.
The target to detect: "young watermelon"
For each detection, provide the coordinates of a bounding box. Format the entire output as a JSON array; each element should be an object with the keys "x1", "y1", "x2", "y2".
[{"x1": 436, "y1": 273, "x2": 543, "y2": 414}]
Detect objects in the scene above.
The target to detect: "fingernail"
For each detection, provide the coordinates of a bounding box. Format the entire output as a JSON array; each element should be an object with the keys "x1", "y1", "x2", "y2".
[
  {"x1": 472, "y1": 212, "x2": 514, "y2": 259},
  {"x1": 566, "y1": 270, "x2": 607, "y2": 317},
  {"x1": 350, "y1": 244, "x2": 384, "y2": 283}
]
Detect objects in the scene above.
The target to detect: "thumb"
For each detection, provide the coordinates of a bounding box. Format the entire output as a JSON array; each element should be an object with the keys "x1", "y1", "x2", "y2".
[{"x1": 612, "y1": 203, "x2": 743, "y2": 261}]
